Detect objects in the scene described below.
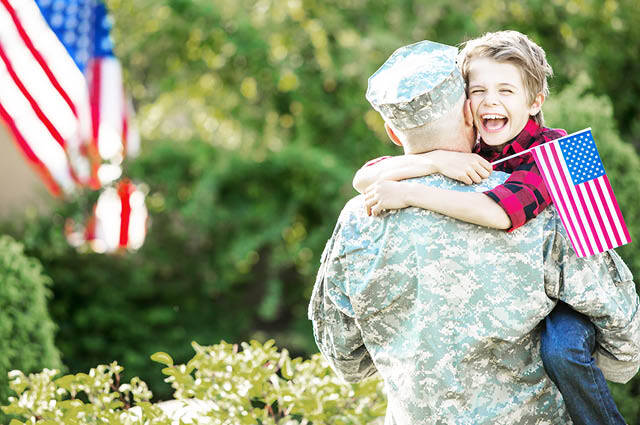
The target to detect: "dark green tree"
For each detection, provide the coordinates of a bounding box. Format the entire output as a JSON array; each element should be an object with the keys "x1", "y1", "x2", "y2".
[{"x1": 0, "y1": 236, "x2": 62, "y2": 420}]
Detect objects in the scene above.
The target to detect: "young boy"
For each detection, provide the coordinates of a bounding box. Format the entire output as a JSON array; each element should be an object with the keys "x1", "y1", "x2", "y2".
[{"x1": 354, "y1": 31, "x2": 627, "y2": 424}]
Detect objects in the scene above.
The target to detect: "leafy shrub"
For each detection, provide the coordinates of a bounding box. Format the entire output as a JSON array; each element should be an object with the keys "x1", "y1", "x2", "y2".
[
  {"x1": 3, "y1": 340, "x2": 386, "y2": 425},
  {"x1": 0, "y1": 235, "x2": 61, "y2": 415}
]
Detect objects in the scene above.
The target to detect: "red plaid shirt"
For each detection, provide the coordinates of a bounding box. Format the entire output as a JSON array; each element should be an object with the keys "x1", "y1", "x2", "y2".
[{"x1": 473, "y1": 119, "x2": 567, "y2": 231}]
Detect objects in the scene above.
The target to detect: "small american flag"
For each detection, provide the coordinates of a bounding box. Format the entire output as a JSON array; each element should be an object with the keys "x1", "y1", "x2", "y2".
[
  {"x1": 0, "y1": 0, "x2": 137, "y2": 195},
  {"x1": 531, "y1": 128, "x2": 631, "y2": 257}
]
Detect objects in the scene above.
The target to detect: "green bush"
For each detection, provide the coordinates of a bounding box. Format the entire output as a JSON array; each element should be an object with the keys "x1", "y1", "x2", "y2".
[
  {"x1": 3, "y1": 340, "x2": 386, "y2": 424},
  {"x1": 0, "y1": 236, "x2": 62, "y2": 417}
]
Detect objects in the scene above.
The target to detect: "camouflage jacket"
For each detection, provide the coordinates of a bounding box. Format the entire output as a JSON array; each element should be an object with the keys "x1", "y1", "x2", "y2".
[{"x1": 309, "y1": 172, "x2": 640, "y2": 425}]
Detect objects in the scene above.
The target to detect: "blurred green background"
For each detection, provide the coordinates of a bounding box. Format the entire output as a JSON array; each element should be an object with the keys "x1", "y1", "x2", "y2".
[{"x1": 2, "y1": 0, "x2": 640, "y2": 421}]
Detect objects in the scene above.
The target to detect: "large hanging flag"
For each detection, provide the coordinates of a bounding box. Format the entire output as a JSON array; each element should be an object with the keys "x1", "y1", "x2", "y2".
[
  {"x1": 0, "y1": 0, "x2": 138, "y2": 194},
  {"x1": 530, "y1": 128, "x2": 631, "y2": 257},
  {"x1": 0, "y1": 0, "x2": 89, "y2": 194}
]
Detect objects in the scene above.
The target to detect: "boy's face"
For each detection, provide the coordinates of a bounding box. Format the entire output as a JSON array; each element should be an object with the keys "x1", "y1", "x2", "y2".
[{"x1": 467, "y1": 57, "x2": 542, "y2": 146}]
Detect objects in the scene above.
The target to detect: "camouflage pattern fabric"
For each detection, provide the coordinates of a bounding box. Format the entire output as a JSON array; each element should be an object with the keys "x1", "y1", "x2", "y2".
[
  {"x1": 309, "y1": 172, "x2": 640, "y2": 425},
  {"x1": 365, "y1": 40, "x2": 465, "y2": 130}
]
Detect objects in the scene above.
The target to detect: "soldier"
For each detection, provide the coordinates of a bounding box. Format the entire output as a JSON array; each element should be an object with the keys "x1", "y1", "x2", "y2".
[{"x1": 308, "y1": 40, "x2": 640, "y2": 424}]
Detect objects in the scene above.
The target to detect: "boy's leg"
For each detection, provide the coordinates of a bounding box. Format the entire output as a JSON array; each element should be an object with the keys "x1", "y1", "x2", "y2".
[{"x1": 540, "y1": 301, "x2": 626, "y2": 425}]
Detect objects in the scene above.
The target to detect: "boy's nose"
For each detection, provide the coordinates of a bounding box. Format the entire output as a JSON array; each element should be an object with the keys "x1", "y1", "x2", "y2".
[{"x1": 483, "y1": 92, "x2": 499, "y2": 106}]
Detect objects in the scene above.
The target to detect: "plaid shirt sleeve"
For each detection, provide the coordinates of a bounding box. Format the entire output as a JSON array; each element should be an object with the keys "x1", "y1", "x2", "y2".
[
  {"x1": 363, "y1": 156, "x2": 391, "y2": 167},
  {"x1": 479, "y1": 121, "x2": 567, "y2": 232},
  {"x1": 485, "y1": 159, "x2": 551, "y2": 232}
]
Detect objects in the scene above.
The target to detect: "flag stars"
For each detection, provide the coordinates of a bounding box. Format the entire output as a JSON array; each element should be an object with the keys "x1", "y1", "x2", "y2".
[
  {"x1": 63, "y1": 31, "x2": 77, "y2": 45},
  {"x1": 65, "y1": 16, "x2": 78, "y2": 29},
  {"x1": 66, "y1": 3, "x2": 79, "y2": 16},
  {"x1": 50, "y1": 13, "x2": 64, "y2": 27},
  {"x1": 101, "y1": 37, "x2": 113, "y2": 52},
  {"x1": 559, "y1": 131, "x2": 604, "y2": 184}
]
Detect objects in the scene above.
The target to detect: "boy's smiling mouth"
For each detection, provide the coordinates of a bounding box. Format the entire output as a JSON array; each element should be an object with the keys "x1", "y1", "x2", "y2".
[{"x1": 481, "y1": 114, "x2": 508, "y2": 132}]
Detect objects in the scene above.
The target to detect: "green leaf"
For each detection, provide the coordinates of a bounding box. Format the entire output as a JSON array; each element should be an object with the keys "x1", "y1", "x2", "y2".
[{"x1": 150, "y1": 352, "x2": 174, "y2": 366}]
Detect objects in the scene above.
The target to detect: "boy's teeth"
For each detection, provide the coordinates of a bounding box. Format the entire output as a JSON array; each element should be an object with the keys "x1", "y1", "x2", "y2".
[{"x1": 483, "y1": 116, "x2": 508, "y2": 130}]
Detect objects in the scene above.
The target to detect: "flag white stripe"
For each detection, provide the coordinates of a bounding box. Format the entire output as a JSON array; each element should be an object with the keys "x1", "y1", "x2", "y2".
[
  {"x1": 0, "y1": 61, "x2": 74, "y2": 192},
  {"x1": 586, "y1": 179, "x2": 616, "y2": 250},
  {"x1": 18, "y1": 0, "x2": 94, "y2": 150},
  {"x1": 542, "y1": 143, "x2": 591, "y2": 256},
  {"x1": 97, "y1": 58, "x2": 125, "y2": 160},
  {"x1": 597, "y1": 176, "x2": 628, "y2": 245},
  {"x1": 10, "y1": 0, "x2": 89, "y2": 111},
  {"x1": 577, "y1": 182, "x2": 609, "y2": 251},
  {"x1": 0, "y1": 5, "x2": 77, "y2": 141},
  {"x1": 597, "y1": 177, "x2": 628, "y2": 244},
  {"x1": 534, "y1": 144, "x2": 584, "y2": 257},
  {"x1": 536, "y1": 143, "x2": 583, "y2": 256},
  {"x1": 551, "y1": 142, "x2": 600, "y2": 255}
]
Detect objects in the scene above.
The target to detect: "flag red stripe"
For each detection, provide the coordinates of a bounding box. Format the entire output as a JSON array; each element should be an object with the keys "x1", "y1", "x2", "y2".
[
  {"x1": 0, "y1": 0, "x2": 77, "y2": 116},
  {"x1": 118, "y1": 183, "x2": 131, "y2": 248},
  {"x1": 535, "y1": 145, "x2": 584, "y2": 257},
  {"x1": 0, "y1": 43, "x2": 67, "y2": 148},
  {"x1": 89, "y1": 60, "x2": 101, "y2": 150},
  {"x1": 595, "y1": 178, "x2": 623, "y2": 246},
  {"x1": 0, "y1": 100, "x2": 61, "y2": 195},
  {"x1": 602, "y1": 175, "x2": 631, "y2": 243},
  {"x1": 573, "y1": 181, "x2": 603, "y2": 253},
  {"x1": 583, "y1": 181, "x2": 613, "y2": 250},
  {"x1": 593, "y1": 177, "x2": 623, "y2": 247},
  {"x1": 548, "y1": 143, "x2": 594, "y2": 256}
]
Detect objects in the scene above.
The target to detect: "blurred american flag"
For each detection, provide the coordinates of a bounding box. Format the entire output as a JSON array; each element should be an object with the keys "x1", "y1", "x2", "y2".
[{"x1": 0, "y1": 0, "x2": 138, "y2": 195}]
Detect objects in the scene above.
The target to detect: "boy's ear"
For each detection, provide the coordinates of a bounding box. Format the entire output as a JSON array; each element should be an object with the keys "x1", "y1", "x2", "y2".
[
  {"x1": 384, "y1": 123, "x2": 403, "y2": 147},
  {"x1": 528, "y1": 93, "x2": 545, "y2": 116}
]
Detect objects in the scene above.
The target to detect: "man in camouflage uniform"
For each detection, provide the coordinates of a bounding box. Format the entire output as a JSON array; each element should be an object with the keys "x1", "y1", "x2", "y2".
[{"x1": 308, "y1": 40, "x2": 640, "y2": 424}]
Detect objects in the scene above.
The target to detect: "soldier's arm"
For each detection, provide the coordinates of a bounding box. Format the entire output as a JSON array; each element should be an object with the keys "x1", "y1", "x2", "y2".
[{"x1": 308, "y1": 231, "x2": 377, "y2": 383}]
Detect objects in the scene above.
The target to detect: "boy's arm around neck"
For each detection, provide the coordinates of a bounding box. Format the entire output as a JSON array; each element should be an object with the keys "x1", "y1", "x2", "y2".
[{"x1": 403, "y1": 182, "x2": 512, "y2": 229}]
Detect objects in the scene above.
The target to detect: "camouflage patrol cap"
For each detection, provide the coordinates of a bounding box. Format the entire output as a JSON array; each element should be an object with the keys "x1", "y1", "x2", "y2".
[{"x1": 366, "y1": 40, "x2": 465, "y2": 130}]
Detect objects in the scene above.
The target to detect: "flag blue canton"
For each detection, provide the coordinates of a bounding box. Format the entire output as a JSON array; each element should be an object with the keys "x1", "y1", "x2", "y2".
[
  {"x1": 558, "y1": 130, "x2": 606, "y2": 185},
  {"x1": 34, "y1": 0, "x2": 114, "y2": 72}
]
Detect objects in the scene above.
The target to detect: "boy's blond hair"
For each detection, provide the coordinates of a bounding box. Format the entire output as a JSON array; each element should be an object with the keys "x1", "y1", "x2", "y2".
[{"x1": 458, "y1": 30, "x2": 552, "y2": 126}]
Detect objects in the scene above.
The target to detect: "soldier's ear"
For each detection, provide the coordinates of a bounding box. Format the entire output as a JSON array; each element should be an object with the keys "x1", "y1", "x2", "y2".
[
  {"x1": 385, "y1": 123, "x2": 403, "y2": 147},
  {"x1": 463, "y1": 98, "x2": 473, "y2": 128}
]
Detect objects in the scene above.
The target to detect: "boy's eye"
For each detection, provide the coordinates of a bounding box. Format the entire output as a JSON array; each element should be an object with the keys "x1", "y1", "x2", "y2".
[
  {"x1": 500, "y1": 89, "x2": 514, "y2": 94},
  {"x1": 470, "y1": 89, "x2": 485, "y2": 94}
]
